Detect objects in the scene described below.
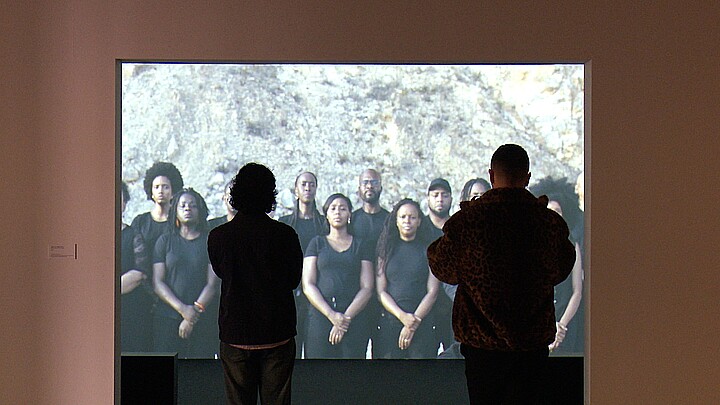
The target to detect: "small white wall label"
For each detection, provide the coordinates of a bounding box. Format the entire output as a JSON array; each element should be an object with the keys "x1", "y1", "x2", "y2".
[{"x1": 49, "y1": 244, "x2": 78, "y2": 259}]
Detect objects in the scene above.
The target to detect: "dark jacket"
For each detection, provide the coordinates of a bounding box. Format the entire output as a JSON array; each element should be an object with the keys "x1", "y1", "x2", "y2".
[
  {"x1": 208, "y1": 212, "x2": 303, "y2": 345},
  {"x1": 427, "y1": 188, "x2": 575, "y2": 351}
]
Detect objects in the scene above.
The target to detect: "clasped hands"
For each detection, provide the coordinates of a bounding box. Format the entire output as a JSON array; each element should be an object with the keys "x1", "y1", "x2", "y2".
[
  {"x1": 178, "y1": 303, "x2": 200, "y2": 339},
  {"x1": 398, "y1": 312, "x2": 422, "y2": 350},
  {"x1": 328, "y1": 311, "x2": 352, "y2": 345}
]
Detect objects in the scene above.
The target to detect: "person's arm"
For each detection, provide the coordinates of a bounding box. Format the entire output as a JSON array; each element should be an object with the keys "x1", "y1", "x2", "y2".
[
  {"x1": 398, "y1": 270, "x2": 440, "y2": 349},
  {"x1": 551, "y1": 242, "x2": 583, "y2": 350},
  {"x1": 194, "y1": 264, "x2": 220, "y2": 311},
  {"x1": 121, "y1": 270, "x2": 146, "y2": 294},
  {"x1": 343, "y1": 259, "x2": 374, "y2": 319},
  {"x1": 427, "y1": 217, "x2": 461, "y2": 285}
]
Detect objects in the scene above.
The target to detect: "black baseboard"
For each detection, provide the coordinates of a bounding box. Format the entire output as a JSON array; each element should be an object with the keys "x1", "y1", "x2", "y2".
[{"x1": 122, "y1": 355, "x2": 583, "y2": 404}]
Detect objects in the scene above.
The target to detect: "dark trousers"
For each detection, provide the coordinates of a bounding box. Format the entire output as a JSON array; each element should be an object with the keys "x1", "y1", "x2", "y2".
[
  {"x1": 460, "y1": 344, "x2": 549, "y2": 405},
  {"x1": 220, "y1": 339, "x2": 296, "y2": 405}
]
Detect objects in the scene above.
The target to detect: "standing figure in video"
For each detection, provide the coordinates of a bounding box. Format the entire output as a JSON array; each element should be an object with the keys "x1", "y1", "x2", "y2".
[
  {"x1": 131, "y1": 162, "x2": 184, "y2": 263},
  {"x1": 120, "y1": 181, "x2": 153, "y2": 352},
  {"x1": 531, "y1": 177, "x2": 585, "y2": 355},
  {"x1": 279, "y1": 171, "x2": 327, "y2": 358},
  {"x1": 438, "y1": 177, "x2": 491, "y2": 359},
  {"x1": 208, "y1": 180, "x2": 237, "y2": 230},
  {"x1": 302, "y1": 193, "x2": 375, "y2": 359},
  {"x1": 152, "y1": 188, "x2": 219, "y2": 358},
  {"x1": 129, "y1": 161, "x2": 184, "y2": 351},
  {"x1": 425, "y1": 178, "x2": 454, "y2": 354},
  {"x1": 375, "y1": 199, "x2": 440, "y2": 359},
  {"x1": 350, "y1": 169, "x2": 389, "y2": 358},
  {"x1": 208, "y1": 163, "x2": 303, "y2": 405}
]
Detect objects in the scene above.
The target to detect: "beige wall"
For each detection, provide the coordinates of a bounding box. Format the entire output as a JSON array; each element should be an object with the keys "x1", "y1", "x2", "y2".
[{"x1": 1, "y1": 1, "x2": 719, "y2": 403}]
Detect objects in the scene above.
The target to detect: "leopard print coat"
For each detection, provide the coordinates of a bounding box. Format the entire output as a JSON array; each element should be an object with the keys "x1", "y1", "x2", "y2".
[{"x1": 427, "y1": 187, "x2": 575, "y2": 351}]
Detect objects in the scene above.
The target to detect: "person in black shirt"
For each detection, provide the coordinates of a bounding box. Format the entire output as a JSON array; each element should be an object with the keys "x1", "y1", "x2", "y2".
[
  {"x1": 120, "y1": 181, "x2": 153, "y2": 352},
  {"x1": 208, "y1": 163, "x2": 303, "y2": 405},
  {"x1": 350, "y1": 168, "x2": 389, "y2": 358},
  {"x1": 131, "y1": 161, "x2": 184, "y2": 274},
  {"x1": 425, "y1": 178, "x2": 454, "y2": 355},
  {"x1": 279, "y1": 171, "x2": 326, "y2": 358},
  {"x1": 375, "y1": 199, "x2": 440, "y2": 359},
  {"x1": 303, "y1": 193, "x2": 375, "y2": 359},
  {"x1": 152, "y1": 188, "x2": 219, "y2": 358}
]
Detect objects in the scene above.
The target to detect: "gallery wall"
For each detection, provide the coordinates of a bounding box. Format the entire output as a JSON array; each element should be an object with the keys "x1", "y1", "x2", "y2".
[{"x1": 1, "y1": 1, "x2": 719, "y2": 403}]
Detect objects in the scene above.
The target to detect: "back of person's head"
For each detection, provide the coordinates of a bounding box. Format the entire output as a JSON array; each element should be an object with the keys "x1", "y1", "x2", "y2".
[
  {"x1": 229, "y1": 163, "x2": 278, "y2": 214},
  {"x1": 490, "y1": 144, "x2": 530, "y2": 187},
  {"x1": 143, "y1": 161, "x2": 184, "y2": 200}
]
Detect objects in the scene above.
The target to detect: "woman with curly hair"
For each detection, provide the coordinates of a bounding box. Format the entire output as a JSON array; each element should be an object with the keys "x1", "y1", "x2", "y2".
[
  {"x1": 531, "y1": 177, "x2": 585, "y2": 354},
  {"x1": 302, "y1": 193, "x2": 375, "y2": 358},
  {"x1": 152, "y1": 188, "x2": 219, "y2": 358},
  {"x1": 130, "y1": 161, "x2": 185, "y2": 269},
  {"x1": 375, "y1": 199, "x2": 441, "y2": 358}
]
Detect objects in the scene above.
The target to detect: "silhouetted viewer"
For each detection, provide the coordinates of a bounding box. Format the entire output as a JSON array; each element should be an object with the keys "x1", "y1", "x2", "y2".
[
  {"x1": 208, "y1": 163, "x2": 303, "y2": 405},
  {"x1": 427, "y1": 144, "x2": 575, "y2": 404}
]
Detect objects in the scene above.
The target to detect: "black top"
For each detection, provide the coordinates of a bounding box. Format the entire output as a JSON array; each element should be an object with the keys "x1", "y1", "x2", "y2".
[
  {"x1": 131, "y1": 212, "x2": 170, "y2": 270},
  {"x1": 351, "y1": 208, "x2": 389, "y2": 255},
  {"x1": 424, "y1": 215, "x2": 444, "y2": 243},
  {"x1": 305, "y1": 236, "x2": 373, "y2": 310},
  {"x1": 208, "y1": 212, "x2": 303, "y2": 345},
  {"x1": 385, "y1": 239, "x2": 430, "y2": 312},
  {"x1": 278, "y1": 214, "x2": 327, "y2": 254},
  {"x1": 153, "y1": 232, "x2": 210, "y2": 320}
]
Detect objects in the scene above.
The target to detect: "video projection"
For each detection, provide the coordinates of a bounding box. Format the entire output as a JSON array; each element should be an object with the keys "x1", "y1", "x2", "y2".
[{"x1": 120, "y1": 62, "x2": 585, "y2": 360}]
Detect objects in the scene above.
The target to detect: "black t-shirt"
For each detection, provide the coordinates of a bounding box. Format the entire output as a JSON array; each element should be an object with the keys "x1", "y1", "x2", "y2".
[
  {"x1": 131, "y1": 212, "x2": 170, "y2": 269},
  {"x1": 153, "y1": 232, "x2": 210, "y2": 320},
  {"x1": 385, "y1": 239, "x2": 430, "y2": 311},
  {"x1": 305, "y1": 236, "x2": 373, "y2": 309},
  {"x1": 278, "y1": 215, "x2": 326, "y2": 254},
  {"x1": 424, "y1": 214, "x2": 444, "y2": 243},
  {"x1": 351, "y1": 208, "x2": 389, "y2": 255}
]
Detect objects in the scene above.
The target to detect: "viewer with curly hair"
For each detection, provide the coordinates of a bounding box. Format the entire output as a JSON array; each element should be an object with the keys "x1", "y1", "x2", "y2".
[
  {"x1": 375, "y1": 199, "x2": 440, "y2": 359},
  {"x1": 209, "y1": 163, "x2": 303, "y2": 405},
  {"x1": 152, "y1": 188, "x2": 219, "y2": 358}
]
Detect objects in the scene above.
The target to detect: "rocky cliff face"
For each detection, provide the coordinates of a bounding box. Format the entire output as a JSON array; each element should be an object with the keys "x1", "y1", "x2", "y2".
[{"x1": 121, "y1": 63, "x2": 583, "y2": 222}]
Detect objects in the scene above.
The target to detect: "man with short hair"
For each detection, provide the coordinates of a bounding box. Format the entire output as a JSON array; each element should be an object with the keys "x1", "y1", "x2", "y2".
[
  {"x1": 350, "y1": 169, "x2": 389, "y2": 358},
  {"x1": 208, "y1": 163, "x2": 303, "y2": 405},
  {"x1": 427, "y1": 144, "x2": 575, "y2": 404},
  {"x1": 425, "y1": 178, "x2": 453, "y2": 237},
  {"x1": 425, "y1": 177, "x2": 454, "y2": 353}
]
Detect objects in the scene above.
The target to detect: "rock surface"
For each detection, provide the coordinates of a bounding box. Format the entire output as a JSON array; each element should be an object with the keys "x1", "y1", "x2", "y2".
[{"x1": 121, "y1": 63, "x2": 584, "y2": 222}]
